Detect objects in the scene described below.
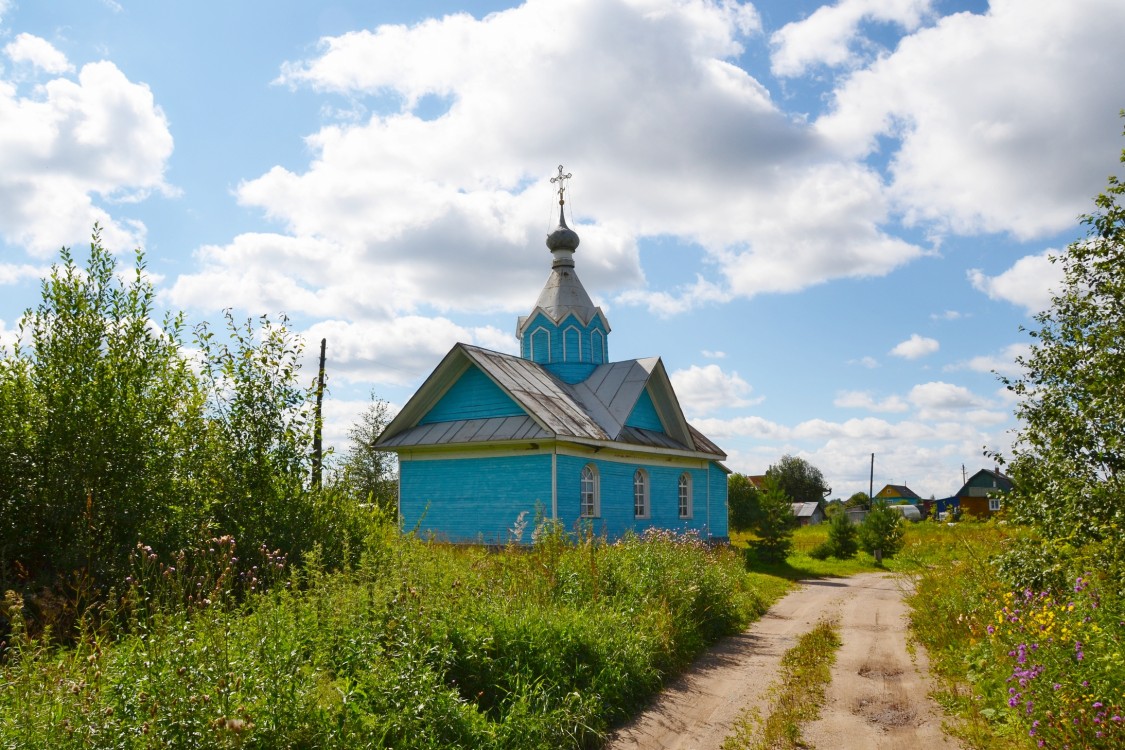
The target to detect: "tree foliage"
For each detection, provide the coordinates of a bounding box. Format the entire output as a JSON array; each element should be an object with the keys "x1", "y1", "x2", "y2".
[
  {"x1": 998, "y1": 121, "x2": 1125, "y2": 547},
  {"x1": 726, "y1": 473, "x2": 762, "y2": 532},
  {"x1": 845, "y1": 491, "x2": 870, "y2": 509},
  {"x1": 0, "y1": 227, "x2": 363, "y2": 589},
  {"x1": 858, "y1": 501, "x2": 905, "y2": 559},
  {"x1": 765, "y1": 454, "x2": 830, "y2": 504},
  {"x1": 748, "y1": 475, "x2": 795, "y2": 563},
  {"x1": 336, "y1": 393, "x2": 397, "y2": 511},
  {"x1": 811, "y1": 509, "x2": 859, "y2": 560}
]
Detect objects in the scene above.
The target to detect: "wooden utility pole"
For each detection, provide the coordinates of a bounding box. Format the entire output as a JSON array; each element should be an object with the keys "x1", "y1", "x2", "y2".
[
  {"x1": 869, "y1": 453, "x2": 874, "y2": 501},
  {"x1": 313, "y1": 337, "x2": 326, "y2": 490}
]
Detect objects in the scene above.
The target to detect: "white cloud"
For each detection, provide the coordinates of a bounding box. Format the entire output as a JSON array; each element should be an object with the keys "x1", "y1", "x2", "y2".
[
  {"x1": 4, "y1": 33, "x2": 74, "y2": 74},
  {"x1": 770, "y1": 0, "x2": 934, "y2": 77},
  {"x1": 968, "y1": 250, "x2": 1062, "y2": 315},
  {"x1": 182, "y1": 0, "x2": 933, "y2": 328},
  {"x1": 817, "y1": 0, "x2": 1125, "y2": 240},
  {"x1": 930, "y1": 309, "x2": 963, "y2": 321},
  {"x1": 0, "y1": 318, "x2": 17, "y2": 350},
  {"x1": 0, "y1": 59, "x2": 174, "y2": 255},
  {"x1": 949, "y1": 343, "x2": 1030, "y2": 378},
  {"x1": 669, "y1": 363, "x2": 760, "y2": 417},
  {"x1": 701, "y1": 349, "x2": 726, "y2": 359},
  {"x1": 299, "y1": 317, "x2": 514, "y2": 388},
  {"x1": 0, "y1": 262, "x2": 45, "y2": 286},
  {"x1": 849, "y1": 355, "x2": 879, "y2": 368},
  {"x1": 889, "y1": 333, "x2": 938, "y2": 359},
  {"x1": 834, "y1": 390, "x2": 909, "y2": 412}
]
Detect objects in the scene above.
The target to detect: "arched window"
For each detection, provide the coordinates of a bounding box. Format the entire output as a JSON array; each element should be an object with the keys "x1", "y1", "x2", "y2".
[
  {"x1": 678, "y1": 473, "x2": 693, "y2": 519},
  {"x1": 591, "y1": 330, "x2": 605, "y2": 364},
  {"x1": 531, "y1": 327, "x2": 550, "y2": 364},
  {"x1": 581, "y1": 464, "x2": 600, "y2": 518},
  {"x1": 564, "y1": 326, "x2": 581, "y2": 362},
  {"x1": 633, "y1": 469, "x2": 649, "y2": 518}
]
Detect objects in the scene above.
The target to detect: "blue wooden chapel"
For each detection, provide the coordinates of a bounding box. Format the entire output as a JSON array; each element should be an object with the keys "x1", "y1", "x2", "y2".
[{"x1": 376, "y1": 168, "x2": 729, "y2": 543}]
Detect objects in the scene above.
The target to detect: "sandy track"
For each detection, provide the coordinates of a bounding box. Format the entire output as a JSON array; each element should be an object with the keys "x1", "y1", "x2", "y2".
[{"x1": 605, "y1": 572, "x2": 956, "y2": 750}]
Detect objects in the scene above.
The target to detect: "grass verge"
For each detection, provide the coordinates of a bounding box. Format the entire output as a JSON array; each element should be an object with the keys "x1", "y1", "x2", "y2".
[{"x1": 721, "y1": 618, "x2": 842, "y2": 750}]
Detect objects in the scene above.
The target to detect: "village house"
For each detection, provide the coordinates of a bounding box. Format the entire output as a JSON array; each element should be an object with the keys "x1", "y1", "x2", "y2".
[{"x1": 375, "y1": 168, "x2": 729, "y2": 543}]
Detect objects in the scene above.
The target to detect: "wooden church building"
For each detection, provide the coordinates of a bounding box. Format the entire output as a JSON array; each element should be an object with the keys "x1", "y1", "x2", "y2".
[{"x1": 376, "y1": 168, "x2": 729, "y2": 543}]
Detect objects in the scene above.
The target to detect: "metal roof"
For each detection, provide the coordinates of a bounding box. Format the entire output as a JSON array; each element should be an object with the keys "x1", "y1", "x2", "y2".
[{"x1": 377, "y1": 343, "x2": 725, "y2": 459}]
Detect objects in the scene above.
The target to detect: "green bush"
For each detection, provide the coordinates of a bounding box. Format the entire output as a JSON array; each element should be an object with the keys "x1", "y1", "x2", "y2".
[{"x1": 858, "y1": 501, "x2": 904, "y2": 559}]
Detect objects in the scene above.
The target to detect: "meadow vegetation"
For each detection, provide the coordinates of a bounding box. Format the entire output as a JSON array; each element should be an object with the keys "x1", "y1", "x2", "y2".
[{"x1": 0, "y1": 521, "x2": 775, "y2": 749}]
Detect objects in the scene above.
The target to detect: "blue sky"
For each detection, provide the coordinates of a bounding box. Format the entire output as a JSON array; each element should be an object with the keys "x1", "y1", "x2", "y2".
[{"x1": 2, "y1": 0, "x2": 1124, "y2": 499}]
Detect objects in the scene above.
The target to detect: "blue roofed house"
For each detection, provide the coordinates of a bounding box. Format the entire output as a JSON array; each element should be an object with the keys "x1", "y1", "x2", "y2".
[{"x1": 375, "y1": 169, "x2": 730, "y2": 544}]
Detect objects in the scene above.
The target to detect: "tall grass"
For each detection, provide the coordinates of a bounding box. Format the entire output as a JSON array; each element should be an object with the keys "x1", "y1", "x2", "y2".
[{"x1": 0, "y1": 522, "x2": 771, "y2": 749}]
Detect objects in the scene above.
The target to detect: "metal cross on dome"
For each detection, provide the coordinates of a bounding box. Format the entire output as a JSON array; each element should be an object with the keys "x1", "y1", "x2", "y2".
[{"x1": 550, "y1": 165, "x2": 572, "y2": 205}]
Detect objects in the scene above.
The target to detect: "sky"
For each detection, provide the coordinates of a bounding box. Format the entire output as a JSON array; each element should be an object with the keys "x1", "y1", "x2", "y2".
[{"x1": 2, "y1": 0, "x2": 1124, "y2": 501}]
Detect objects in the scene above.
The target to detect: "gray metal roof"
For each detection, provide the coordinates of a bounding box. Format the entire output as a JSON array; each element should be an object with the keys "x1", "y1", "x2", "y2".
[{"x1": 377, "y1": 343, "x2": 725, "y2": 459}]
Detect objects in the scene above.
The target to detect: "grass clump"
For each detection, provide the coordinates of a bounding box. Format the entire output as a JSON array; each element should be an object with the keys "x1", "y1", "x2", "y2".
[
  {"x1": 0, "y1": 522, "x2": 771, "y2": 749},
  {"x1": 722, "y1": 618, "x2": 841, "y2": 750}
]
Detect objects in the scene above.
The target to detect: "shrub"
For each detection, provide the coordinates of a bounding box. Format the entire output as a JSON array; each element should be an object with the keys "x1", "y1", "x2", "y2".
[
  {"x1": 810, "y1": 511, "x2": 859, "y2": 560},
  {"x1": 859, "y1": 501, "x2": 905, "y2": 559}
]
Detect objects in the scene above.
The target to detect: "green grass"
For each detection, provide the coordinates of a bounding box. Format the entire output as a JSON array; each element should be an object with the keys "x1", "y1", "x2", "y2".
[
  {"x1": 721, "y1": 618, "x2": 842, "y2": 750},
  {"x1": 0, "y1": 524, "x2": 775, "y2": 750}
]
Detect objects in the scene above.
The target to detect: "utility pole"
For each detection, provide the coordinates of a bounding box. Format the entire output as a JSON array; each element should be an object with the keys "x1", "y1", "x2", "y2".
[
  {"x1": 869, "y1": 452, "x2": 874, "y2": 501},
  {"x1": 313, "y1": 337, "x2": 326, "y2": 490}
]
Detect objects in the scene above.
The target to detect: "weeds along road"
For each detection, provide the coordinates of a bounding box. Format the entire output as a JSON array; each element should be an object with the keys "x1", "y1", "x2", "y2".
[{"x1": 606, "y1": 572, "x2": 956, "y2": 750}]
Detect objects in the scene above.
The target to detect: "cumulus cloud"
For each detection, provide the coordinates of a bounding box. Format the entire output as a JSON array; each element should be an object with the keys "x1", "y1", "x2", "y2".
[
  {"x1": 817, "y1": 0, "x2": 1125, "y2": 240},
  {"x1": 834, "y1": 390, "x2": 909, "y2": 412},
  {"x1": 299, "y1": 317, "x2": 514, "y2": 387},
  {"x1": 930, "y1": 309, "x2": 963, "y2": 321},
  {"x1": 670, "y1": 363, "x2": 760, "y2": 417},
  {"x1": 4, "y1": 33, "x2": 74, "y2": 74},
  {"x1": 889, "y1": 333, "x2": 938, "y2": 359},
  {"x1": 0, "y1": 54, "x2": 174, "y2": 255},
  {"x1": 770, "y1": 0, "x2": 934, "y2": 77},
  {"x1": 969, "y1": 250, "x2": 1062, "y2": 315},
  {"x1": 949, "y1": 343, "x2": 1030, "y2": 378},
  {"x1": 172, "y1": 0, "x2": 933, "y2": 334}
]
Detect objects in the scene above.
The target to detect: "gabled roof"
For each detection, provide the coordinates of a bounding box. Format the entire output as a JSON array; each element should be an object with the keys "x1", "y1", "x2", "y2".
[
  {"x1": 791, "y1": 501, "x2": 822, "y2": 519},
  {"x1": 876, "y1": 484, "x2": 922, "y2": 500},
  {"x1": 377, "y1": 343, "x2": 724, "y2": 459},
  {"x1": 956, "y1": 468, "x2": 1014, "y2": 496}
]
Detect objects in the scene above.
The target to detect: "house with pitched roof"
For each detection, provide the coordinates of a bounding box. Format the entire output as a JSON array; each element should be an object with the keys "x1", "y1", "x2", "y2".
[
  {"x1": 375, "y1": 168, "x2": 729, "y2": 543},
  {"x1": 955, "y1": 468, "x2": 1013, "y2": 518}
]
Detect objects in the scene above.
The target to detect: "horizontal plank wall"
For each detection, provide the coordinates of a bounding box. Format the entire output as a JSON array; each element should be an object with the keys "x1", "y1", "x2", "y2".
[
  {"x1": 555, "y1": 452, "x2": 717, "y2": 541},
  {"x1": 400, "y1": 453, "x2": 552, "y2": 544},
  {"x1": 419, "y1": 366, "x2": 524, "y2": 424},
  {"x1": 708, "y1": 462, "x2": 730, "y2": 540}
]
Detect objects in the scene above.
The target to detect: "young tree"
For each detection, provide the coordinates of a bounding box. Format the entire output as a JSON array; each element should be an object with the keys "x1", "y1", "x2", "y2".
[
  {"x1": 845, "y1": 491, "x2": 871, "y2": 509},
  {"x1": 766, "y1": 454, "x2": 831, "y2": 503},
  {"x1": 727, "y1": 473, "x2": 762, "y2": 532},
  {"x1": 338, "y1": 393, "x2": 397, "y2": 511},
  {"x1": 859, "y1": 501, "x2": 905, "y2": 559},
  {"x1": 997, "y1": 120, "x2": 1125, "y2": 546},
  {"x1": 750, "y1": 475, "x2": 795, "y2": 563},
  {"x1": 0, "y1": 227, "x2": 203, "y2": 579}
]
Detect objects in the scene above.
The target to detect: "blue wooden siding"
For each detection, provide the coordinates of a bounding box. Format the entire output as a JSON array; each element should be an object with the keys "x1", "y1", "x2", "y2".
[
  {"x1": 419, "y1": 366, "x2": 524, "y2": 424},
  {"x1": 519, "y1": 311, "x2": 609, "y2": 370},
  {"x1": 400, "y1": 454, "x2": 552, "y2": 543},
  {"x1": 555, "y1": 453, "x2": 720, "y2": 540},
  {"x1": 625, "y1": 388, "x2": 664, "y2": 432},
  {"x1": 708, "y1": 463, "x2": 729, "y2": 539}
]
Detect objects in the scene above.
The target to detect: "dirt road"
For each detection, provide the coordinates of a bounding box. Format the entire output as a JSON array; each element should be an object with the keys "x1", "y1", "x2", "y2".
[{"x1": 605, "y1": 572, "x2": 955, "y2": 750}]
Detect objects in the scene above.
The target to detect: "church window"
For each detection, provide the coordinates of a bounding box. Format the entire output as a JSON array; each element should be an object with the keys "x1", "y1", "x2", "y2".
[
  {"x1": 564, "y1": 325, "x2": 581, "y2": 362},
  {"x1": 678, "y1": 473, "x2": 692, "y2": 519},
  {"x1": 530, "y1": 327, "x2": 550, "y2": 364},
  {"x1": 581, "y1": 464, "x2": 600, "y2": 518},
  {"x1": 591, "y1": 330, "x2": 605, "y2": 364},
  {"x1": 633, "y1": 469, "x2": 649, "y2": 518}
]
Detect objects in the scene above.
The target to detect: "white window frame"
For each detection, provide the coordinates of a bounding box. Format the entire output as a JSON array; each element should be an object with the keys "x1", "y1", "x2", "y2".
[
  {"x1": 678, "y1": 472, "x2": 693, "y2": 519},
  {"x1": 563, "y1": 325, "x2": 582, "y2": 362},
  {"x1": 988, "y1": 497, "x2": 1002, "y2": 512},
  {"x1": 633, "y1": 468, "x2": 650, "y2": 518},
  {"x1": 580, "y1": 464, "x2": 600, "y2": 518},
  {"x1": 530, "y1": 326, "x2": 551, "y2": 364}
]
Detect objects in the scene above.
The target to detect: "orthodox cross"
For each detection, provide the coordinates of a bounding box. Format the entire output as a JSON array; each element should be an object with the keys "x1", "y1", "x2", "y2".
[{"x1": 550, "y1": 165, "x2": 572, "y2": 205}]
